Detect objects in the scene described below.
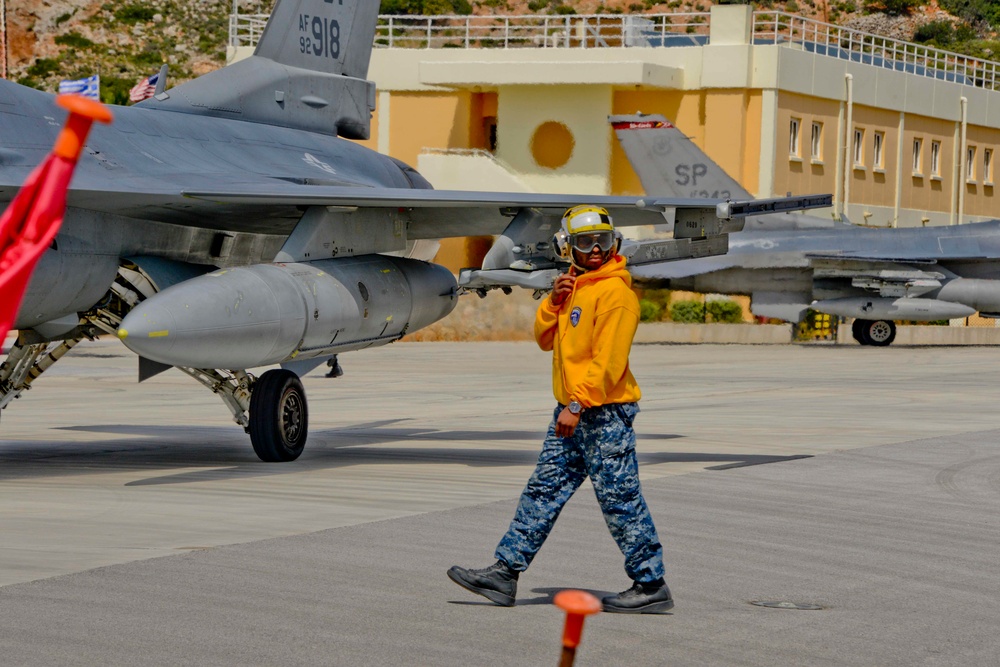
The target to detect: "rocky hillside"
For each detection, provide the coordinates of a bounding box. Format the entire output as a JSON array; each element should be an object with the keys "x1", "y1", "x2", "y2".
[
  {"x1": 6, "y1": 0, "x2": 995, "y2": 104},
  {"x1": 7, "y1": 0, "x2": 269, "y2": 103}
]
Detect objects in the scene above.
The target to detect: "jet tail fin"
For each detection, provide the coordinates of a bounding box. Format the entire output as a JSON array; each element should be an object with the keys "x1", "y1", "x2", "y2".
[
  {"x1": 254, "y1": 0, "x2": 379, "y2": 80},
  {"x1": 610, "y1": 113, "x2": 752, "y2": 200},
  {"x1": 144, "y1": 0, "x2": 378, "y2": 139}
]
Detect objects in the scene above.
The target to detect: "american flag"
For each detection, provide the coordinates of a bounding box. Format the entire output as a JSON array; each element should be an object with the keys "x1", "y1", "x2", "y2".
[{"x1": 129, "y1": 72, "x2": 159, "y2": 104}]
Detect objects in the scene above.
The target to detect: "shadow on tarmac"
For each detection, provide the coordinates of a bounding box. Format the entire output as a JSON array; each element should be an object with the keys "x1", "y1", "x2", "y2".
[
  {"x1": 447, "y1": 587, "x2": 675, "y2": 613},
  {"x1": 0, "y1": 420, "x2": 811, "y2": 485}
]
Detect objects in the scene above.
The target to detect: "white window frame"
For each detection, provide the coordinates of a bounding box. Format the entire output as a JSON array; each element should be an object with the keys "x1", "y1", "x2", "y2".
[
  {"x1": 810, "y1": 122, "x2": 823, "y2": 162},
  {"x1": 873, "y1": 131, "x2": 885, "y2": 171},
  {"x1": 930, "y1": 140, "x2": 941, "y2": 178},
  {"x1": 912, "y1": 138, "x2": 923, "y2": 176},
  {"x1": 853, "y1": 128, "x2": 865, "y2": 168},
  {"x1": 985, "y1": 148, "x2": 994, "y2": 185},
  {"x1": 967, "y1": 145, "x2": 977, "y2": 183},
  {"x1": 789, "y1": 117, "x2": 801, "y2": 159}
]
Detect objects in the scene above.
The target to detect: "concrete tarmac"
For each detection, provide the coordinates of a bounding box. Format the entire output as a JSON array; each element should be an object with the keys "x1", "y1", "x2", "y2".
[{"x1": 2, "y1": 340, "x2": 1000, "y2": 664}]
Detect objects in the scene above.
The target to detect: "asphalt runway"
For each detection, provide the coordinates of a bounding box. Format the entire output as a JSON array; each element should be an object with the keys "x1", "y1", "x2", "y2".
[{"x1": 2, "y1": 340, "x2": 1000, "y2": 665}]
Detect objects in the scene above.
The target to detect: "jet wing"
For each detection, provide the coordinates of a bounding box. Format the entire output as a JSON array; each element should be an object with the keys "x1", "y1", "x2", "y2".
[
  {"x1": 183, "y1": 186, "x2": 716, "y2": 239},
  {"x1": 807, "y1": 252, "x2": 942, "y2": 265},
  {"x1": 628, "y1": 253, "x2": 745, "y2": 280}
]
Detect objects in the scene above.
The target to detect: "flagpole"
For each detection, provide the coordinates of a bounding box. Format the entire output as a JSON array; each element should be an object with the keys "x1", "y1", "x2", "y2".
[{"x1": 1, "y1": 0, "x2": 8, "y2": 80}]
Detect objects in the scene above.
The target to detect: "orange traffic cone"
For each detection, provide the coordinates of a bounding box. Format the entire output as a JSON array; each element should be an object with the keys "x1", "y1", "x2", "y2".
[{"x1": 554, "y1": 589, "x2": 602, "y2": 667}]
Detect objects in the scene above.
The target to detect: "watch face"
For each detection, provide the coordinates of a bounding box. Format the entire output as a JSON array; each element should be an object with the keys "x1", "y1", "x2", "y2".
[{"x1": 569, "y1": 401, "x2": 581, "y2": 414}]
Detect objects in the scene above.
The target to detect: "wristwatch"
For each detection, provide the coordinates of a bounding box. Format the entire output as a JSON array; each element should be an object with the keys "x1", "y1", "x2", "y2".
[{"x1": 568, "y1": 400, "x2": 583, "y2": 415}]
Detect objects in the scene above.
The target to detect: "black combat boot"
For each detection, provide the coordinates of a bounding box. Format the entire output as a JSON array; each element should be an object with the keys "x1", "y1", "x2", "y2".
[
  {"x1": 602, "y1": 579, "x2": 674, "y2": 614},
  {"x1": 447, "y1": 561, "x2": 519, "y2": 607}
]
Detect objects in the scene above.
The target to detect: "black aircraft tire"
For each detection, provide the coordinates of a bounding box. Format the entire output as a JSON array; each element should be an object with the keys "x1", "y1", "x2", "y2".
[
  {"x1": 864, "y1": 319, "x2": 896, "y2": 347},
  {"x1": 851, "y1": 319, "x2": 868, "y2": 345},
  {"x1": 248, "y1": 369, "x2": 308, "y2": 462}
]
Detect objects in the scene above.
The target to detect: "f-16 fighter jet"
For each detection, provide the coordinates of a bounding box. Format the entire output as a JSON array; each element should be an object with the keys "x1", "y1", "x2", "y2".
[
  {"x1": 612, "y1": 113, "x2": 1000, "y2": 346},
  {"x1": 0, "y1": 2, "x2": 826, "y2": 461}
]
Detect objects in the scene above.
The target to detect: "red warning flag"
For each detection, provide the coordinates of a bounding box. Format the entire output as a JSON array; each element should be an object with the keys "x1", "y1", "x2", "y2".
[{"x1": 0, "y1": 95, "x2": 113, "y2": 339}]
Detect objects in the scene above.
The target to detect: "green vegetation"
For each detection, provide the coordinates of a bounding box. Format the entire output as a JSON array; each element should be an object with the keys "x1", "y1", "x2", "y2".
[
  {"x1": 100, "y1": 76, "x2": 136, "y2": 106},
  {"x1": 26, "y1": 58, "x2": 61, "y2": 79},
  {"x1": 669, "y1": 300, "x2": 706, "y2": 323},
  {"x1": 707, "y1": 299, "x2": 744, "y2": 323},
  {"x1": 666, "y1": 298, "x2": 744, "y2": 323},
  {"x1": 55, "y1": 32, "x2": 94, "y2": 49},
  {"x1": 380, "y1": 0, "x2": 473, "y2": 14},
  {"x1": 938, "y1": 0, "x2": 1000, "y2": 29},
  {"x1": 114, "y1": 4, "x2": 156, "y2": 24},
  {"x1": 913, "y1": 19, "x2": 977, "y2": 48},
  {"x1": 639, "y1": 299, "x2": 664, "y2": 322}
]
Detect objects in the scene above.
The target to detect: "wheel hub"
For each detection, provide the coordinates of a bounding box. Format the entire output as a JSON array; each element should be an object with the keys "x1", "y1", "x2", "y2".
[
  {"x1": 869, "y1": 321, "x2": 891, "y2": 342},
  {"x1": 280, "y1": 391, "x2": 303, "y2": 443}
]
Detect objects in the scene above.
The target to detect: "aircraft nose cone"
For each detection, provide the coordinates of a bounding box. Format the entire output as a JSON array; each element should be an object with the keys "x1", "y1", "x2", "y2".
[{"x1": 118, "y1": 301, "x2": 179, "y2": 365}]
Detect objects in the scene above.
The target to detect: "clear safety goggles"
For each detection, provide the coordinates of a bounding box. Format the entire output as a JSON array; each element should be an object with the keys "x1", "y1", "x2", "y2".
[{"x1": 570, "y1": 231, "x2": 615, "y2": 253}]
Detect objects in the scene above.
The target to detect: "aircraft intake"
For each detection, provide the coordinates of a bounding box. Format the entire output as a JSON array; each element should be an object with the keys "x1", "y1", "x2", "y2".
[
  {"x1": 117, "y1": 255, "x2": 457, "y2": 369},
  {"x1": 811, "y1": 297, "x2": 975, "y2": 321}
]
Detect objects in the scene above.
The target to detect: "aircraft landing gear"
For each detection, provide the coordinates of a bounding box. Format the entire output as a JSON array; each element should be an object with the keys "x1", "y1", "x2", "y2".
[
  {"x1": 248, "y1": 369, "x2": 308, "y2": 462},
  {"x1": 852, "y1": 319, "x2": 896, "y2": 347},
  {"x1": 176, "y1": 366, "x2": 308, "y2": 462}
]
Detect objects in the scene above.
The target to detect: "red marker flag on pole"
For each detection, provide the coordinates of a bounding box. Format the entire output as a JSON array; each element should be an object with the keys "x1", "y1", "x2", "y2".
[{"x1": 0, "y1": 95, "x2": 113, "y2": 340}]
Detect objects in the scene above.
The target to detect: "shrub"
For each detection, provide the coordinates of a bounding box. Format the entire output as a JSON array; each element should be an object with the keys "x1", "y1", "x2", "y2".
[
  {"x1": 114, "y1": 4, "x2": 156, "y2": 24},
  {"x1": 26, "y1": 58, "x2": 60, "y2": 79},
  {"x1": 707, "y1": 299, "x2": 744, "y2": 323},
  {"x1": 56, "y1": 32, "x2": 94, "y2": 48},
  {"x1": 669, "y1": 300, "x2": 706, "y2": 323},
  {"x1": 639, "y1": 299, "x2": 663, "y2": 322},
  {"x1": 100, "y1": 76, "x2": 134, "y2": 105},
  {"x1": 914, "y1": 19, "x2": 956, "y2": 45}
]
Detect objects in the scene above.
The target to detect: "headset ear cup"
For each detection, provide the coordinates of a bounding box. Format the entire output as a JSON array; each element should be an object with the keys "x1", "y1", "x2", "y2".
[
  {"x1": 613, "y1": 231, "x2": 622, "y2": 255},
  {"x1": 553, "y1": 230, "x2": 570, "y2": 259}
]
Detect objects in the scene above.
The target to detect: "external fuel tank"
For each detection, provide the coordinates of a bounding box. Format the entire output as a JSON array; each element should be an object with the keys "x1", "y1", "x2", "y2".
[{"x1": 117, "y1": 255, "x2": 457, "y2": 369}]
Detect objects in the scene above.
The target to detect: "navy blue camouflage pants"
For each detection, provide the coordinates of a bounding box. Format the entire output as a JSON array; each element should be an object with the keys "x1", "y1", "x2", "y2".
[{"x1": 494, "y1": 402, "x2": 665, "y2": 583}]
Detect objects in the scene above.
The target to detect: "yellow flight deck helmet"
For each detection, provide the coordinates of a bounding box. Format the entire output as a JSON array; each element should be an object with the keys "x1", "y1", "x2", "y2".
[{"x1": 553, "y1": 205, "x2": 622, "y2": 263}]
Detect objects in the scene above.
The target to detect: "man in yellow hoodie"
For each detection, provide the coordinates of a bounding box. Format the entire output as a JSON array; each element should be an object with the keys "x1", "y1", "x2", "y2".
[{"x1": 448, "y1": 205, "x2": 672, "y2": 614}]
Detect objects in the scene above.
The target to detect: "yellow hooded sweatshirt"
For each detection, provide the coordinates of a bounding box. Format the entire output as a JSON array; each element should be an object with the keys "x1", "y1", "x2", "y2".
[{"x1": 534, "y1": 255, "x2": 641, "y2": 409}]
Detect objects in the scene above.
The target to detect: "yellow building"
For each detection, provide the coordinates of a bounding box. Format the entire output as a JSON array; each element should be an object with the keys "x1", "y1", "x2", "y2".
[{"x1": 230, "y1": 6, "x2": 1000, "y2": 271}]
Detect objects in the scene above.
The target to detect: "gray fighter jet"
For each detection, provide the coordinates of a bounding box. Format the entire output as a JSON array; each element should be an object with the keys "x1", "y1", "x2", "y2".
[
  {"x1": 612, "y1": 113, "x2": 1000, "y2": 346},
  {"x1": 0, "y1": 0, "x2": 825, "y2": 461}
]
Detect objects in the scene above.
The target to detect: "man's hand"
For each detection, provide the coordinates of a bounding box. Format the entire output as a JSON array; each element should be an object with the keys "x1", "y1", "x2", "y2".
[
  {"x1": 550, "y1": 268, "x2": 577, "y2": 307},
  {"x1": 556, "y1": 406, "x2": 581, "y2": 438}
]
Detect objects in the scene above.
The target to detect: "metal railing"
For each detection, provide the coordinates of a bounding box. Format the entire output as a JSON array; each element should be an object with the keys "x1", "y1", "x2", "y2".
[
  {"x1": 372, "y1": 13, "x2": 709, "y2": 49},
  {"x1": 228, "y1": 9, "x2": 999, "y2": 90},
  {"x1": 229, "y1": 12, "x2": 269, "y2": 48},
  {"x1": 753, "y1": 12, "x2": 999, "y2": 91},
  {"x1": 229, "y1": 11, "x2": 710, "y2": 49}
]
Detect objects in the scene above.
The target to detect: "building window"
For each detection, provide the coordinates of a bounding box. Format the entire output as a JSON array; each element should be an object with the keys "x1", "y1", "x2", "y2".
[
  {"x1": 789, "y1": 118, "x2": 801, "y2": 158},
  {"x1": 912, "y1": 138, "x2": 923, "y2": 174},
  {"x1": 873, "y1": 131, "x2": 885, "y2": 170},
  {"x1": 931, "y1": 140, "x2": 941, "y2": 177},
  {"x1": 985, "y1": 148, "x2": 994, "y2": 184},
  {"x1": 967, "y1": 146, "x2": 977, "y2": 182},
  {"x1": 810, "y1": 122, "x2": 823, "y2": 160},
  {"x1": 853, "y1": 128, "x2": 864, "y2": 167}
]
